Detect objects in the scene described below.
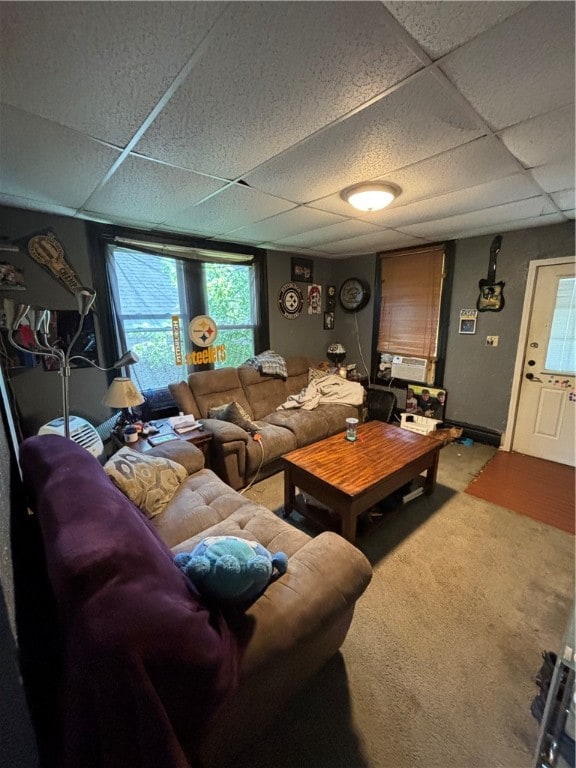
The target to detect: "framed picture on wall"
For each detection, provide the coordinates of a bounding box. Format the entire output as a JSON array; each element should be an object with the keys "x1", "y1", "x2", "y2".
[
  {"x1": 459, "y1": 309, "x2": 477, "y2": 334},
  {"x1": 326, "y1": 285, "x2": 336, "y2": 309},
  {"x1": 291, "y1": 257, "x2": 313, "y2": 283},
  {"x1": 323, "y1": 311, "x2": 334, "y2": 330},
  {"x1": 405, "y1": 384, "x2": 447, "y2": 421}
]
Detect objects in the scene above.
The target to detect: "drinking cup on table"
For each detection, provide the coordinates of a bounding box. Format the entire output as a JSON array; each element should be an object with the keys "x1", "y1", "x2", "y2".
[
  {"x1": 346, "y1": 417, "x2": 359, "y2": 442},
  {"x1": 124, "y1": 425, "x2": 138, "y2": 443}
]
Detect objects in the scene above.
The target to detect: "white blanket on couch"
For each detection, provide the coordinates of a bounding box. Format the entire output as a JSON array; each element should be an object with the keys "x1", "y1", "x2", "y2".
[{"x1": 277, "y1": 374, "x2": 364, "y2": 411}]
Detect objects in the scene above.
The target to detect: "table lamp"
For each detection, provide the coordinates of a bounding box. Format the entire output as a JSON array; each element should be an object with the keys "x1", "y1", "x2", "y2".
[
  {"x1": 327, "y1": 343, "x2": 346, "y2": 366},
  {"x1": 102, "y1": 377, "x2": 145, "y2": 428}
]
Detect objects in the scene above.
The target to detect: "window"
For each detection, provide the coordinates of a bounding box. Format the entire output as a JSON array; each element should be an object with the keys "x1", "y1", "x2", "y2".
[
  {"x1": 376, "y1": 244, "x2": 447, "y2": 381},
  {"x1": 109, "y1": 249, "x2": 188, "y2": 391},
  {"x1": 545, "y1": 276, "x2": 576, "y2": 373},
  {"x1": 203, "y1": 263, "x2": 258, "y2": 368},
  {"x1": 105, "y1": 241, "x2": 264, "y2": 394}
]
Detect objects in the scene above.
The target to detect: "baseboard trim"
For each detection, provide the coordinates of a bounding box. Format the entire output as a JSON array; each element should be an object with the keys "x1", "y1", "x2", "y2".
[{"x1": 444, "y1": 420, "x2": 502, "y2": 447}]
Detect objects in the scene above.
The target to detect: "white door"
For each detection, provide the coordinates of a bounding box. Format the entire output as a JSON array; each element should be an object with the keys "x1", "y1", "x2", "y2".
[{"x1": 511, "y1": 259, "x2": 576, "y2": 466}]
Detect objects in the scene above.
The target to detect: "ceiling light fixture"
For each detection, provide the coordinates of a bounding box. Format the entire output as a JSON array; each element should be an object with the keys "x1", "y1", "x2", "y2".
[{"x1": 341, "y1": 182, "x2": 399, "y2": 212}]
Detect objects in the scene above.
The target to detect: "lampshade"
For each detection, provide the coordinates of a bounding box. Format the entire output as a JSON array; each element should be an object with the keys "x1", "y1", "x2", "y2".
[
  {"x1": 102, "y1": 377, "x2": 144, "y2": 409},
  {"x1": 75, "y1": 287, "x2": 97, "y2": 316},
  {"x1": 341, "y1": 182, "x2": 399, "y2": 212},
  {"x1": 327, "y1": 343, "x2": 346, "y2": 365}
]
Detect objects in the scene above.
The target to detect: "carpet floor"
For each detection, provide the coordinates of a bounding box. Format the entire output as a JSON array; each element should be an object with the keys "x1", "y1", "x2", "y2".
[
  {"x1": 234, "y1": 442, "x2": 574, "y2": 768},
  {"x1": 465, "y1": 450, "x2": 575, "y2": 535}
]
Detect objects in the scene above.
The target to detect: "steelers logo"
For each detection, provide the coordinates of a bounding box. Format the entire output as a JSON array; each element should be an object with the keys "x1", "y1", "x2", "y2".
[
  {"x1": 188, "y1": 315, "x2": 218, "y2": 347},
  {"x1": 278, "y1": 282, "x2": 304, "y2": 319}
]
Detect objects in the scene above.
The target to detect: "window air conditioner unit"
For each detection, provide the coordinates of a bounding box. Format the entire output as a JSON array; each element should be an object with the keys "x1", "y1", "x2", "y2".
[
  {"x1": 38, "y1": 416, "x2": 104, "y2": 459},
  {"x1": 391, "y1": 356, "x2": 428, "y2": 383}
]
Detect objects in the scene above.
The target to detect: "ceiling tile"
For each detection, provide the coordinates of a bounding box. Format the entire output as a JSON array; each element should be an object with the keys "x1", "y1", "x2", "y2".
[
  {"x1": 81, "y1": 211, "x2": 158, "y2": 231},
  {"x1": 550, "y1": 189, "x2": 576, "y2": 212},
  {"x1": 530, "y1": 162, "x2": 576, "y2": 194},
  {"x1": 135, "y1": 2, "x2": 423, "y2": 178},
  {"x1": 307, "y1": 137, "x2": 522, "y2": 216},
  {"x1": 264, "y1": 245, "x2": 328, "y2": 258},
  {"x1": 398, "y1": 197, "x2": 559, "y2": 239},
  {"x1": 444, "y1": 213, "x2": 567, "y2": 240},
  {"x1": 315, "y1": 229, "x2": 427, "y2": 255},
  {"x1": 273, "y1": 221, "x2": 385, "y2": 249},
  {"x1": 0, "y1": 2, "x2": 572, "y2": 257},
  {"x1": 0, "y1": 105, "x2": 120, "y2": 208},
  {"x1": 84, "y1": 155, "x2": 227, "y2": 222},
  {"x1": 439, "y1": 2, "x2": 575, "y2": 130},
  {"x1": 0, "y1": 192, "x2": 77, "y2": 218},
  {"x1": 0, "y1": 2, "x2": 223, "y2": 146},
  {"x1": 161, "y1": 185, "x2": 294, "y2": 236},
  {"x1": 383, "y1": 1, "x2": 530, "y2": 60},
  {"x1": 228, "y1": 207, "x2": 347, "y2": 243},
  {"x1": 498, "y1": 105, "x2": 575, "y2": 168},
  {"x1": 246, "y1": 71, "x2": 485, "y2": 202},
  {"x1": 365, "y1": 173, "x2": 542, "y2": 228}
]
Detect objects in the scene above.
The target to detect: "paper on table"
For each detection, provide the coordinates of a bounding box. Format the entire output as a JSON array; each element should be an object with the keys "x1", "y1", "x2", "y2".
[{"x1": 168, "y1": 415, "x2": 201, "y2": 433}]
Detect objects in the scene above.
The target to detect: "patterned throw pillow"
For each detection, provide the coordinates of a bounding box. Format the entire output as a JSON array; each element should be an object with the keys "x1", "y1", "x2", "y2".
[
  {"x1": 104, "y1": 447, "x2": 187, "y2": 518},
  {"x1": 308, "y1": 367, "x2": 329, "y2": 383},
  {"x1": 208, "y1": 401, "x2": 259, "y2": 433}
]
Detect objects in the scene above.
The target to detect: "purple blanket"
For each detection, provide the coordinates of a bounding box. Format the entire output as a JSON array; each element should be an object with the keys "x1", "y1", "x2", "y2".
[{"x1": 20, "y1": 435, "x2": 239, "y2": 768}]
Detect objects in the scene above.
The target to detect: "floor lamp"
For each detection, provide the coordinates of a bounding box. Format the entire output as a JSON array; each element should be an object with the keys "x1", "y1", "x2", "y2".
[{"x1": 8, "y1": 288, "x2": 139, "y2": 439}]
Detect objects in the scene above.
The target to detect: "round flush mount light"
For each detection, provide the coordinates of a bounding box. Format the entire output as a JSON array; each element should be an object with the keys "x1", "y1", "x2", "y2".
[{"x1": 341, "y1": 182, "x2": 399, "y2": 212}]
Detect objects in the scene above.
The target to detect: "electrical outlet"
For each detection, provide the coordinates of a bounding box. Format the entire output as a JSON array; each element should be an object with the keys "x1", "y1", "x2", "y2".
[{"x1": 486, "y1": 335, "x2": 499, "y2": 347}]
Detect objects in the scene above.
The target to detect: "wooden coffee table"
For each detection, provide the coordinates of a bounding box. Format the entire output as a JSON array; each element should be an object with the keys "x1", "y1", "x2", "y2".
[{"x1": 282, "y1": 421, "x2": 441, "y2": 543}]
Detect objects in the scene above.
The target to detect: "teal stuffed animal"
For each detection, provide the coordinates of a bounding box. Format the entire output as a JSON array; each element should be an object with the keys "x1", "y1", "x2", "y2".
[{"x1": 174, "y1": 535, "x2": 288, "y2": 606}]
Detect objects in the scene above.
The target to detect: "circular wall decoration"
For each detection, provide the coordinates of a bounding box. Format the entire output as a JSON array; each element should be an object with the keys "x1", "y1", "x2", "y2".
[
  {"x1": 339, "y1": 277, "x2": 370, "y2": 312},
  {"x1": 188, "y1": 315, "x2": 218, "y2": 347},
  {"x1": 278, "y1": 282, "x2": 304, "y2": 319}
]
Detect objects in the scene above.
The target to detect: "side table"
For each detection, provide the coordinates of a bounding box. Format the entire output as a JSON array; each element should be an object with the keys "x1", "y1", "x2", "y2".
[{"x1": 110, "y1": 418, "x2": 212, "y2": 467}]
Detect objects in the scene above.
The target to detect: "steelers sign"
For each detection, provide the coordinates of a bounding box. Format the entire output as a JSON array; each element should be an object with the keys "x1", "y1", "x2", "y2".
[
  {"x1": 278, "y1": 282, "x2": 304, "y2": 320},
  {"x1": 188, "y1": 315, "x2": 218, "y2": 347}
]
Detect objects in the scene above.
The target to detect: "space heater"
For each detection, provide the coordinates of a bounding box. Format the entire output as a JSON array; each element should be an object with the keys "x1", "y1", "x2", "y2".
[
  {"x1": 38, "y1": 416, "x2": 104, "y2": 459},
  {"x1": 390, "y1": 356, "x2": 428, "y2": 383}
]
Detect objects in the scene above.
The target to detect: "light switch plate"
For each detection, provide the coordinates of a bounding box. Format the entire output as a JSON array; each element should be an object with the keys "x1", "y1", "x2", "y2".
[{"x1": 486, "y1": 335, "x2": 499, "y2": 346}]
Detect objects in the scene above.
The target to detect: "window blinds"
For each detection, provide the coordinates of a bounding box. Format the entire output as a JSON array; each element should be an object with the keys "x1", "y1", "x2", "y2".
[
  {"x1": 377, "y1": 244, "x2": 445, "y2": 359},
  {"x1": 113, "y1": 237, "x2": 253, "y2": 264}
]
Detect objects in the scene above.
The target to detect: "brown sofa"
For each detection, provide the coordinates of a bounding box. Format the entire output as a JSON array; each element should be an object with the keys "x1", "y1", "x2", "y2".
[
  {"x1": 20, "y1": 434, "x2": 372, "y2": 768},
  {"x1": 169, "y1": 356, "x2": 363, "y2": 490}
]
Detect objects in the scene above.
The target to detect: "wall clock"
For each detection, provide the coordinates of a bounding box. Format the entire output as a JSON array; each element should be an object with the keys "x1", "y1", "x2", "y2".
[{"x1": 339, "y1": 278, "x2": 370, "y2": 312}]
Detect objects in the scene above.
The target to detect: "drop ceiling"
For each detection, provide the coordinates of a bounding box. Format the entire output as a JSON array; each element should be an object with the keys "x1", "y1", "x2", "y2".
[{"x1": 0, "y1": 1, "x2": 574, "y2": 259}]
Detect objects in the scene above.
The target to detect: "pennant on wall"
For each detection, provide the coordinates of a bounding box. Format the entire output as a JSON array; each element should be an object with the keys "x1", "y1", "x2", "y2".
[{"x1": 24, "y1": 228, "x2": 83, "y2": 295}]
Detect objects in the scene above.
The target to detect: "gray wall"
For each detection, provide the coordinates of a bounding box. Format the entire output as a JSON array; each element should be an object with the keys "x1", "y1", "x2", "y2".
[
  {"x1": 0, "y1": 206, "x2": 110, "y2": 435},
  {"x1": 267, "y1": 250, "x2": 377, "y2": 374},
  {"x1": 444, "y1": 222, "x2": 575, "y2": 432},
  {"x1": 267, "y1": 250, "x2": 340, "y2": 359},
  {"x1": 1, "y1": 204, "x2": 574, "y2": 438}
]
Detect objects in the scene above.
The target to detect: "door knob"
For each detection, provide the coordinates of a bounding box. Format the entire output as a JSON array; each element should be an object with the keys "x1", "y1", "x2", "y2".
[{"x1": 525, "y1": 372, "x2": 542, "y2": 382}]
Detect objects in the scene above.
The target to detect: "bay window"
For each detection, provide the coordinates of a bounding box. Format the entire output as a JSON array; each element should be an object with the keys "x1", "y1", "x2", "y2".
[{"x1": 89, "y1": 227, "x2": 267, "y2": 405}]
